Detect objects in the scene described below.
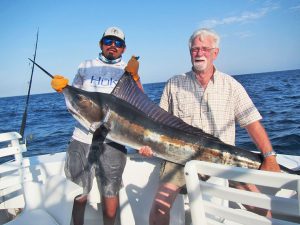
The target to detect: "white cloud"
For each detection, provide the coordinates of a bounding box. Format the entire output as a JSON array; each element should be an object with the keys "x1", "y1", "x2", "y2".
[
  {"x1": 290, "y1": 5, "x2": 300, "y2": 11},
  {"x1": 234, "y1": 31, "x2": 254, "y2": 38},
  {"x1": 200, "y1": 5, "x2": 279, "y2": 28}
]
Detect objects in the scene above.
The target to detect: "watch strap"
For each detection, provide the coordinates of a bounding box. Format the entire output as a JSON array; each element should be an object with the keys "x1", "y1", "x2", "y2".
[{"x1": 262, "y1": 150, "x2": 277, "y2": 158}]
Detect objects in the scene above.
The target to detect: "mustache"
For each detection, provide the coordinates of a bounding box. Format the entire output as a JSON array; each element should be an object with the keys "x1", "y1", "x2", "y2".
[
  {"x1": 194, "y1": 56, "x2": 206, "y2": 61},
  {"x1": 108, "y1": 47, "x2": 117, "y2": 52}
]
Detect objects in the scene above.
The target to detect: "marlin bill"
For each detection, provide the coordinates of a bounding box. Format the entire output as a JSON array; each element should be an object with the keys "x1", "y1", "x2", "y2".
[{"x1": 62, "y1": 73, "x2": 285, "y2": 172}]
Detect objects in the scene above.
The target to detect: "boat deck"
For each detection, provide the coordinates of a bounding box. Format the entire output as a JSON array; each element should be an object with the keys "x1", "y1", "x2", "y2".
[
  {"x1": 0, "y1": 153, "x2": 191, "y2": 225},
  {"x1": 0, "y1": 148, "x2": 299, "y2": 225}
]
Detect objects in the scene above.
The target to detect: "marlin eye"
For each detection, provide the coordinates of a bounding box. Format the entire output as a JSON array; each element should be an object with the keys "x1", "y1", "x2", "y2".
[
  {"x1": 75, "y1": 94, "x2": 92, "y2": 108},
  {"x1": 75, "y1": 94, "x2": 88, "y2": 102}
]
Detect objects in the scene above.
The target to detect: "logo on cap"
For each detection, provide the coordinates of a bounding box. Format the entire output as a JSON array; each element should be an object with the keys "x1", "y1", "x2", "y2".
[{"x1": 111, "y1": 28, "x2": 119, "y2": 35}]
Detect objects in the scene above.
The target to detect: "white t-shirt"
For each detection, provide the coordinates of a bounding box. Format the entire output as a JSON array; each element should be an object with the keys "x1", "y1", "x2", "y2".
[{"x1": 71, "y1": 58, "x2": 126, "y2": 144}]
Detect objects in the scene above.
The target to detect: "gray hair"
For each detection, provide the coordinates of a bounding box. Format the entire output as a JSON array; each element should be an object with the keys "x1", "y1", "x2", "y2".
[{"x1": 189, "y1": 28, "x2": 220, "y2": 49}]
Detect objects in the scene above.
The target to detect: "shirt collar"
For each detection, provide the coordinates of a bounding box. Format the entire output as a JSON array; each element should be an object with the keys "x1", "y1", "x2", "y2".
[
  {"x1": 190, "y1": 66, "x2": 218, "y2": 87},
  {"x1": 98, "y1": 53, "x2": 122, "y2": 64}
]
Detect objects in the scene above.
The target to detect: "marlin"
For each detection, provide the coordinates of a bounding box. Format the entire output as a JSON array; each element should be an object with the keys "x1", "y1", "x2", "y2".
[{"x1": 29, "y1": 59, "x2": 297, "y2": 174}]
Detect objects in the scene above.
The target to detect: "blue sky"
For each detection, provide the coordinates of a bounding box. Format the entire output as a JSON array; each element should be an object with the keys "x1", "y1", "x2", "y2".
[{"x1": 0, "y1": 0, "x2": 299, "y2": 97}]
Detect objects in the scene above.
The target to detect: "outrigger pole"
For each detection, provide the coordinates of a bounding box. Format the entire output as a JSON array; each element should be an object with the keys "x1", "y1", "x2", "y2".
[{"x1": 19, "y1": 28, "x2": 39, "y2": 139}]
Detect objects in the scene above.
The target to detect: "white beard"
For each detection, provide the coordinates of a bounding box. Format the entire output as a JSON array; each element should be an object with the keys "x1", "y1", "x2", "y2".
[{"x1": 192, "y1": 61, "x2": 207, "y2": 72}]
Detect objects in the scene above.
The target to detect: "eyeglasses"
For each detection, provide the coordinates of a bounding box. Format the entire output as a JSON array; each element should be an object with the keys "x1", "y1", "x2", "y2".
[
  {"x1": 102, "y1": 37, "x2": 125, "y2": 48},
  {"x1": 191, "y1": 47, "x2": 215, "y2": 54}
]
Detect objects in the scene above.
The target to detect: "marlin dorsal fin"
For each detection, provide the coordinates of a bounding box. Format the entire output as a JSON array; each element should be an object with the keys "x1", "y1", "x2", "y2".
[{"x1": 111, "y1": 73, "x2": 222, "y2": 142}]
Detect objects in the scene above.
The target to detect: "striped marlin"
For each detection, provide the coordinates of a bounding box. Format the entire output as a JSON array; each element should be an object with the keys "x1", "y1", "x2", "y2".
[
  {"x1": 63, "y1": 72, "x2": 269, "y2": 170},
  {"x1": 27, "y1": 57, "x2": 295, "y2": 174}
]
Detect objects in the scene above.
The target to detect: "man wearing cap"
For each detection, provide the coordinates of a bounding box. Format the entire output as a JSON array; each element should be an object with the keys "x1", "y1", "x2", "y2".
[{"x1": 51, "y1": 26, "x2": 142, "y2": 225}]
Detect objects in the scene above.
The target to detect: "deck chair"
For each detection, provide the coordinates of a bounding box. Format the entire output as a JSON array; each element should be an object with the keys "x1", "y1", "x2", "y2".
[
  {"x1": 4, "y1": 175, "x2": 82, "y2": 225},
  {"x1": 184, "y1": 160, "x2": 300, "y2": 225}
]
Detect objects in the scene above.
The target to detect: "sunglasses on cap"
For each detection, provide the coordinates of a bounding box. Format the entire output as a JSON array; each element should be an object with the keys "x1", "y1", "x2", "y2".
[{"x1": 102, "y1": 37, "x2": 125, "y2": 48}]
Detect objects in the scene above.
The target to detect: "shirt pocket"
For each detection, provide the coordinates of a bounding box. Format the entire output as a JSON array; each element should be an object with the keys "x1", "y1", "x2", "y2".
[
  {"x1": 174, "y1": 92, "x2": 195, "y2": 119},
  {"x1": 208, "y1": 92, "x2": 234, "y2": 130}
]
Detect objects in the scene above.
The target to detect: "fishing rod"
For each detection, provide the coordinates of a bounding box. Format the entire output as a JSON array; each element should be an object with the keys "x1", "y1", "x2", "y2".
[{"x1": 19, "y1": 29, "x2": 39, "y2": 139}]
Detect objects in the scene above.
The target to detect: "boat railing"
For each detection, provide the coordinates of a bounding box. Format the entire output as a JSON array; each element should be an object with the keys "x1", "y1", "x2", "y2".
[
  {"x1": 0, "y1": 132, "x2": 26, "y2": 165},
  {"x1": 0, "y1": 132, "x2": 27, "y2": 210},
  {"x1": 0, "y1": 131, "x2": 27, "y2": 185},
  {"x1": 184, "y1": 160, "x2": 300, "y2": 225}
]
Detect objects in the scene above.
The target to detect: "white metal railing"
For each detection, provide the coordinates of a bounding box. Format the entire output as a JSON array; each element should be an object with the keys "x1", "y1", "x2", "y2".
[
  {"x1": 184, "y1": 160, "x2": 300, "y2": 225},
  {"x1": 0, "y1": 132, "x2": 26, "y2": 164},
  {"x1": 0, "y1": 132, "x2": 27, "y2": 209}
]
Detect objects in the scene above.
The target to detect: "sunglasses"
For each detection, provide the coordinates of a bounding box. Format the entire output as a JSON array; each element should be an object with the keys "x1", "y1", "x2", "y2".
[{"x1": 102, "y1": 37, "x2": 125, "y2": 48}]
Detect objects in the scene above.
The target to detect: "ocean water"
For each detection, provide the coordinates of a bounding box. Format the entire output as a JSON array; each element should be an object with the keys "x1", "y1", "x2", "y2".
[{"x1": 0, "y1": 69, "x2": 299, "y2": 163}]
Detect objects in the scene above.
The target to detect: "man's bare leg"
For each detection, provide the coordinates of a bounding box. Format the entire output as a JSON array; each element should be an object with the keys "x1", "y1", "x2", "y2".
[
  {"x1": 102, "y1": 196, "x2": 119, "y2": 225},
  {"x1": 149, "y1": 183, "x2": 181, "y2": 225},
  {"x1": 72, "y1": 195, "x2": 88, "y2": 225}
]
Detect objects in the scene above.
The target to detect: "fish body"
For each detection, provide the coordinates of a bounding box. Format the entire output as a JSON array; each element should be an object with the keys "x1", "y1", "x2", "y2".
[{"x1": 63, "y1": 73, "x2": 263, "y2": 170}]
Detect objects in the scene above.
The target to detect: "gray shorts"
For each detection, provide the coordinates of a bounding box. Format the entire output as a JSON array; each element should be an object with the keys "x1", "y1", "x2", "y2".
[{"x1": 64, "y1": 138, "x2": 127, "y2": 197}]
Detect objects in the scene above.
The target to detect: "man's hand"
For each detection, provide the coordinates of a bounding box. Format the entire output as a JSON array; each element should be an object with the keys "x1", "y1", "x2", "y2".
[
  {"x1": 125, "y1": 56, "x2": 140, "y2": 81},
  {"x1": 260, "y1": 156, "x2": 281, "y2": 172},
  {"x1": 51, "y1": 75, "x2": 69, "y2": 93},
  {"x1": 139, "y1": 146, "x2": 153, "y2": 157}
]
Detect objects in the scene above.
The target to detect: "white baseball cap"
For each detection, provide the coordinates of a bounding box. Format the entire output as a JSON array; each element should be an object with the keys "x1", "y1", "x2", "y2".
[{"x1": 102, "y1": 27, "x2": 125, "y2": 42}]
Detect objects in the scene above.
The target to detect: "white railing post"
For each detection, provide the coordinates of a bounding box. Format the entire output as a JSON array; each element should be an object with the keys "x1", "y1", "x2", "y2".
[
  {"x1": 0, "y1": 132, "x2": 26, "y2": 185},
  {"x1": 184, "y1": 161, "x2": 207, "y2": 225},
  {"x1": 298, "y1": 179, "x2": 300, "y2": 216},
  {"x1": 11, "y1": 138, "x2": 23, "y2": 165}
]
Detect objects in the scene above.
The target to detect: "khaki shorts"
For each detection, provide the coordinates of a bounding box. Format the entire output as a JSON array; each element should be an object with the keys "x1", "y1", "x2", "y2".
[{"x1": 160, "y1": 161, "x2": 185, "y2": 188}]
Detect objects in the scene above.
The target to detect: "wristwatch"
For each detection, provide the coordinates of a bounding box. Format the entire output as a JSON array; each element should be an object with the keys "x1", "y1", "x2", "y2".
[{"x1": 262, "y1": 150, "x2": 277, "y2": 159}]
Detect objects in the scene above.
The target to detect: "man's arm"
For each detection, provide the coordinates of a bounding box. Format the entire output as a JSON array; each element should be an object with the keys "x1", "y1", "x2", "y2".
[{"x1": 245, "y1": 120, "x2": 280, "y2": 172}]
